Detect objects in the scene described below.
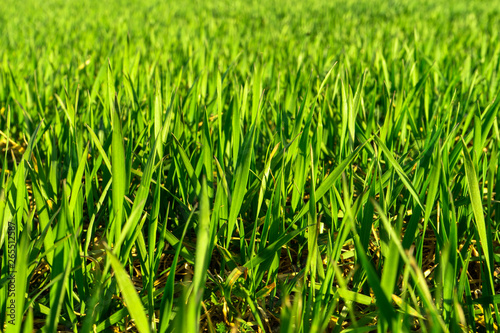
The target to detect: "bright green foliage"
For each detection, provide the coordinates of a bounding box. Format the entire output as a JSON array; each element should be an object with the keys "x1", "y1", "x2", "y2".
[{"x1": 0, "y1": 0, "x2": 500, "y2": 332}]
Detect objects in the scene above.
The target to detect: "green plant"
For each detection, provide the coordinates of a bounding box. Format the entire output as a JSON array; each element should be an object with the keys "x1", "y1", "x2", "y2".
[{"x1": 0, "y1": 0, "x2": 499, "y2": 332}]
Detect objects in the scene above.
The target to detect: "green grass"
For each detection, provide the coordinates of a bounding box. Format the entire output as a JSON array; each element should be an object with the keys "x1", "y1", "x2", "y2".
[{"x1": 1, "y1": 0, "x2": 500, "y2": 331}]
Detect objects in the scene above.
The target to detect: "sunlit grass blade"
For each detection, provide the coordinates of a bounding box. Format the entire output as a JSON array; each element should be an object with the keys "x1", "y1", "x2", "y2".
[
  {"x1": 111, "y1": 95, "x2": 126, "y2": 246},
  {"x1": 460, "y1": 139, "x2": 495, "y2": 294},
  {"x1": 186, "y1": 178, "x2": 212, "y2": 332},
  {"x1": 106, "y1": 248, "x2": 151, "y2": 333},
  {"x1": 85, "y1": 124, "x2": 112, "y2": 173},
  {"x1": 159, "y1": 206, "x2": 196, "y2": 333},
  {"x1": 226, "y1": 122, "x2": 256, "y2": 247},
  {"x1": 375, "y1": 136, "x2": 424, "y2": 210}
]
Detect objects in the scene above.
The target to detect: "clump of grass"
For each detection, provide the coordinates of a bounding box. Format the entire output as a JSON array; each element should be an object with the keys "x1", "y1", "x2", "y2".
[{"x1": 0, "y1": 0, "x2": 499, "y2": 332}]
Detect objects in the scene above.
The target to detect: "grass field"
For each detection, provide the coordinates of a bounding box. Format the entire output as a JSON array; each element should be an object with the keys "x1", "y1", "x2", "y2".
[{"x1": 1, "y1": 0, "x2": 500, "y2": 331}]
